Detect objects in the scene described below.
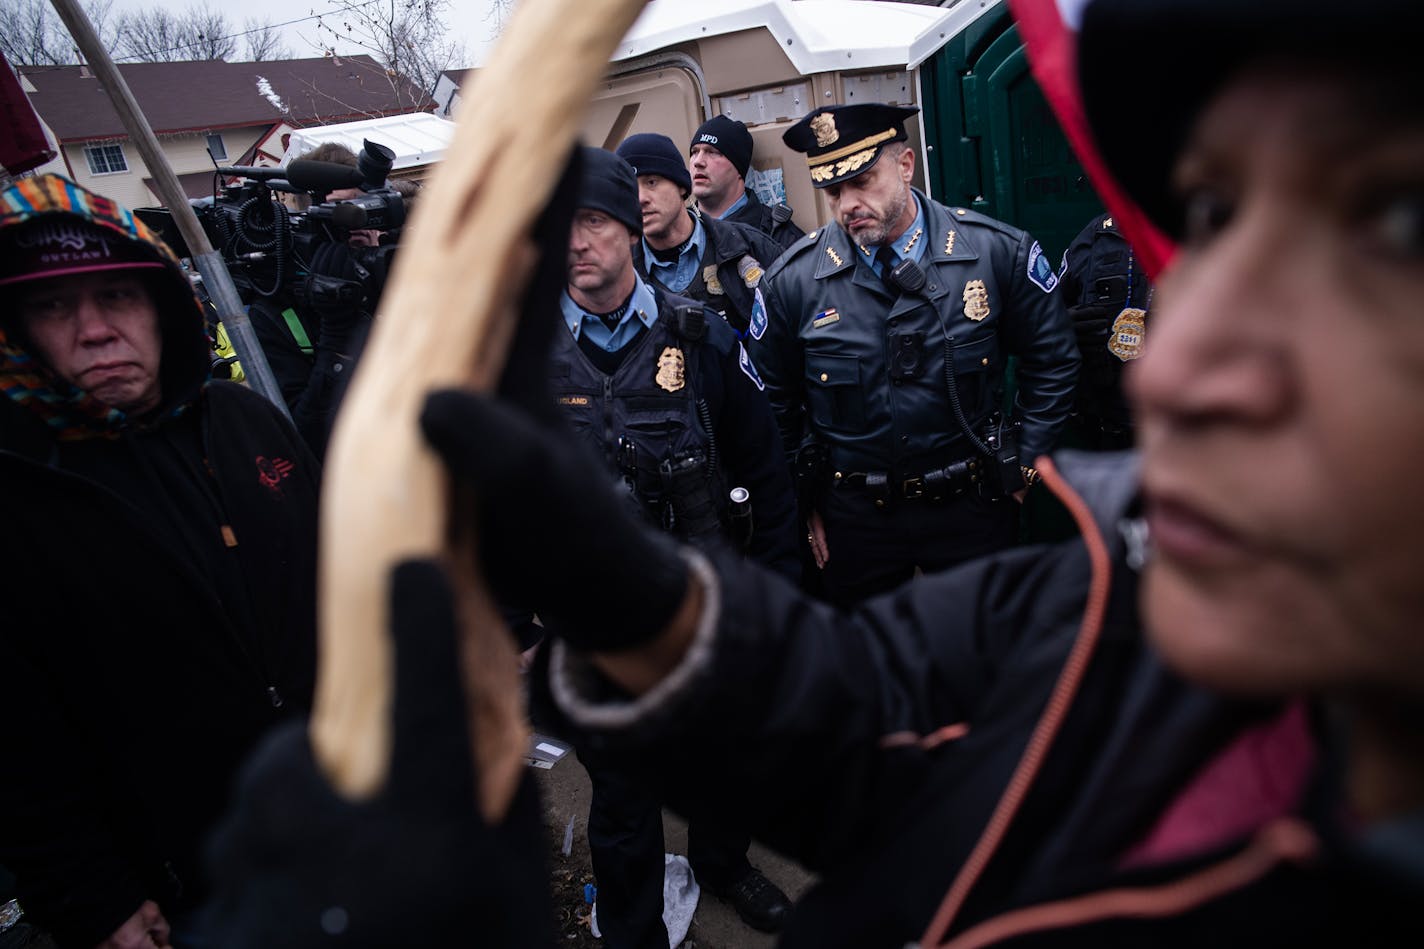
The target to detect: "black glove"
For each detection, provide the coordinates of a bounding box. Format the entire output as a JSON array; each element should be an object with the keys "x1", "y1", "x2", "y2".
[
  {"x1": 1067, "y1": 302, "x2": 1114, "y2": 348},
  {"x1": 422, "y1": 390, "x2": 689, "y2": 653},
  {"x1": 203, "y1": 560, "x2": 555, "y2": 948},
  {"x1": 421, "y1": 146, "x2": 691, "y2": 655},
  {"x1": 304, "y1": 242, "x2": 371, "y2": 353}
]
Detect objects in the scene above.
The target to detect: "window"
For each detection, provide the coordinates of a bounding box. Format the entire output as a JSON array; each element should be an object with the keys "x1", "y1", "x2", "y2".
[
  {"x1": 206, "y1": 133, "x2": 227, "y2": 162},
  {"x1": 84, "y1": 143, "x2": 128, "y2": 175}
]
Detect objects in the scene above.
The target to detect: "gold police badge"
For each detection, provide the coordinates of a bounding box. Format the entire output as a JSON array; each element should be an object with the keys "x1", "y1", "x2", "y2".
[
  {"x1": 1108, "y1": 307, "x2": 1147, "y2": 361},
  {"x1": 963, "y1": 279, "x2": 990, "y2": 322},
  {"x1": 656, "y1": 346, "x2": 686, "y2": 392},
  {"x1": 810, "y1": 113, "x2": 839, "y2": 147}
]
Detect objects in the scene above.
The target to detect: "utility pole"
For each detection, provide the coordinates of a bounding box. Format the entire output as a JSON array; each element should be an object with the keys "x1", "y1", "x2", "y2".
[{"x1": 46, "y1": 0, "x2": 291, "y2": 420}]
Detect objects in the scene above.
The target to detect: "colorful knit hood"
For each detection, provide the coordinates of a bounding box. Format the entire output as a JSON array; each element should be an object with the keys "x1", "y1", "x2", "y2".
[{"x1": 0, "y1": 174, "x2": 211, "y2": 440}]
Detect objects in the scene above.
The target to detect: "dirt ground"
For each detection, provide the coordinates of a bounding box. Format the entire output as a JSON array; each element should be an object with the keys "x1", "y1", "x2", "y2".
[{"x1": 535, "y1": 749, "x2": 817, "y2": 948}]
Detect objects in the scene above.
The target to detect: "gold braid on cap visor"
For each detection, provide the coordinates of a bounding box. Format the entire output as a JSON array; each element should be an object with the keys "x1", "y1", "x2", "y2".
[{"x1": 807, "y1": 128, "x2": 899, "y2": 182}]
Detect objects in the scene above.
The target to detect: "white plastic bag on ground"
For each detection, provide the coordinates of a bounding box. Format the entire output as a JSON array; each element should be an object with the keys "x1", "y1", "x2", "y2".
[{"x1": 590, "y1": 852, "x2": 701, "y2": 947}]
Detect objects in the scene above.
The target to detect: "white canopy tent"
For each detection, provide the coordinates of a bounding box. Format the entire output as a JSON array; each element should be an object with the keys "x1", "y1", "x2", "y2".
[{"x1": 279, "y1": 112, "x2": 457, "y2": 174}]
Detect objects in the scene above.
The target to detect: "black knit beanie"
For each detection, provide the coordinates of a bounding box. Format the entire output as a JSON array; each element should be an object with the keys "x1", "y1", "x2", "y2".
[
  {"x1": 576, "y1": 145, "x2": 642, "y2": 235},
  {"x1": 615, "y1": 133, "x2": 693, "y2": 196},
  {"x1": 690, "y1": 115, "x2": 753, "y2": 179}
]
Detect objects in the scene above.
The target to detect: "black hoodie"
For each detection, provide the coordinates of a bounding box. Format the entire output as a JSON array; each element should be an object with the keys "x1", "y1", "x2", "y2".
[{"x1": 0, "y1": 175, "x2": 320, "y2": 946}]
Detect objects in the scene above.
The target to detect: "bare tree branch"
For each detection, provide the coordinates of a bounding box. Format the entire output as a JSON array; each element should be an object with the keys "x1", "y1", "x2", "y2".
[
  {"x1": 185, "y1": 6, "x2": 238, "y2": 61},
  {"x1": 112, "y1": 4, "x2": 290, "y2": 63},
  {"x1": 1, "y1": 0, "x2": 115, "y2": 66},
  {"x1": 242, "y1": 17, "x2": 291, "y2": 62},
  {"x1": 313, "y1": 0, "x2": 463, "y2": 108}
]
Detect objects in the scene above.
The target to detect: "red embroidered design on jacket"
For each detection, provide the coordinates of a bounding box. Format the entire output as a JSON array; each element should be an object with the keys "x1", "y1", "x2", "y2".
[{"x1": 256, "y1": 455, "x2": 295, "y2": 496}]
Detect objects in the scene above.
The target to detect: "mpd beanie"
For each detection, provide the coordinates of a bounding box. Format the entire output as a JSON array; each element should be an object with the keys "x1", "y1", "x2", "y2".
[
  {"x1": 615, "y1": 133, "x2": 693, "y2": 196},
  {"x1": 576, "y1": 145, "x2": 643, "y2": 235},
  {"x1": 691, "y1": 115, "x2": 753, "y2": 180}
]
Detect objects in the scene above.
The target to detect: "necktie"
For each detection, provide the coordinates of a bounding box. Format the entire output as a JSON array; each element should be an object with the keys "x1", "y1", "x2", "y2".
[{"x1": 875, "y1": 244, "x2": 899, "y2": 291}]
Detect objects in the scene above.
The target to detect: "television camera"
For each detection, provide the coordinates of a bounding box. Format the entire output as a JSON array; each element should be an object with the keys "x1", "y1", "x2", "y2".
[{"x1": 140, "y1": 139, "x2": 406, "y2": 314}]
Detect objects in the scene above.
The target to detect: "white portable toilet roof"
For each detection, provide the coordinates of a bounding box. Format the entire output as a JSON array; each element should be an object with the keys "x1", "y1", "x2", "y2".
[
  {"x1": 614, "y1": 0, "x2": 999, "y2": 73},
  {"x1": 280, "y1": 112, "x2": 457, "y2": 170}
]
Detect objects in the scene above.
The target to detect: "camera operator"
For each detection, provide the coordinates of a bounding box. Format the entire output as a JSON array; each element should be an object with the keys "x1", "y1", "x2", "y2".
[{"x1": 247, "y1": 143, "x2": 399, "y2": 462}]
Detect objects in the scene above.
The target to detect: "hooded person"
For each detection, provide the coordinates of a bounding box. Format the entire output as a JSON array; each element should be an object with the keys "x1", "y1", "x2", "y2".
[{"x1": 0, "y1": 174, "x2": 320, "y2": 947}]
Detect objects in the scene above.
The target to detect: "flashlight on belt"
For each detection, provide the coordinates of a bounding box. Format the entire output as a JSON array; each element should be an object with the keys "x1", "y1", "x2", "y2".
[{"x1": 729, "y1": 486, "x2": 753, "y2": 551}]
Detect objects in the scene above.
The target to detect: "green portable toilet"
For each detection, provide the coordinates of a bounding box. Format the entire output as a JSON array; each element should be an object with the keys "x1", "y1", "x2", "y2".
[
  {"x1": 920, "y1": 1, "x2": 1104, "y2": 265},
  {"x1": 921, "y1": 3, "x2": 1107, "y2": 542}
]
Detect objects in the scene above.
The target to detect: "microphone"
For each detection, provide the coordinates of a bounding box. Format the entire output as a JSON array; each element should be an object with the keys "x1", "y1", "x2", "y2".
[
  {"x1": 216, "y1": 164, "x2": 287, "y2": 181},
  {"x1": 284, "y1": 160, "x2": 365, "y2": 194},
  {"x1": 218, "y1": 160, "x2": 365, "y2": 195}
]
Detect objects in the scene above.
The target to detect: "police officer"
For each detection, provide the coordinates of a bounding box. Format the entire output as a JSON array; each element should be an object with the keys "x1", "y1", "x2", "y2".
[
  {"x1": 615, "y1": 132, "x2": 785, "y2": 340},
  {"x1": 689, "y1": 114, "x2": 805, "y2": 253},
  {"x1": 553, "y1": 145, "x2": 797, "y2": 945},
  {"x1": 1057, "y1": 211, "x2": 1152, "y2": 451},
  {"x1": 754, "y1": 103, "x2": 1080, "y2": 606}
]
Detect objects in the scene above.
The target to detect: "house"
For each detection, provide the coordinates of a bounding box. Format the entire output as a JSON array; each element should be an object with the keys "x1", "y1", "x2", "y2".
[
  {"x1": 19, "y1": 55, "x2": 435, "y2": 210},
  {"x1": 431, "y1": 68, "x2": 475, "y2": 120}
]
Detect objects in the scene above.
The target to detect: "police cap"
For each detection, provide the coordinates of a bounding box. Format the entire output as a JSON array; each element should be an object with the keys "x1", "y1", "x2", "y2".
[
  {"x1": 1080, "y1": 0, "x2": 1423, "y2": 238},
  {"x1": 782, "y1": 103, "x2": 919, "y2": 189}
]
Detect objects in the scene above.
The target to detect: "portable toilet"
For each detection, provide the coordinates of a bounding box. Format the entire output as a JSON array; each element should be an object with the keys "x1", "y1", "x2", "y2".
[{"x1": 578, "y1": 0, "x2": 1103, "y2": 262}]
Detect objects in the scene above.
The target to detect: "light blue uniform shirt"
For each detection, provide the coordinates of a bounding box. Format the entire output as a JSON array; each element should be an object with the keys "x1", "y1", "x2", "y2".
[
  {"x1": 641, "y1": 210, "x2": 706, "y2": 294},
  {"x1": 560, "y1": 275, "x2": 660, "y2": 353},
  {"x1": 859, "y1": 195, "x2": 929, "y2": 277},
  {"x1": 716, "y1": 193, "x2": 749, "y2": 219}
]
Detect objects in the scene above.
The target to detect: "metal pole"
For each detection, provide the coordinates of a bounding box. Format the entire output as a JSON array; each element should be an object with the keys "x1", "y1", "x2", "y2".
[{"x1": 46, "y1": 0, "x2": 292, "y2": 420}]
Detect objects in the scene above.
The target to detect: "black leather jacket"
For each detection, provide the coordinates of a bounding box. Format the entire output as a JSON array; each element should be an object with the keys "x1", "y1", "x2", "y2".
[
  {"x1": 724, "y1": 189, "x2": 805, "y2": 254},
  {"x1": 636, "y1": 209, "x2": 786, "y2": 339},
  {"x1": 1059, "y1": 212, "x2": 1153, "y2": 431},
  {"x1": 753, "y1": 192, "x2": 1080, "y2": 476}
]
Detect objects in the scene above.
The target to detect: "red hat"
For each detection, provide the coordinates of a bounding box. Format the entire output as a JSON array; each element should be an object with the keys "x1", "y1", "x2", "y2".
[{"x1": 0, "y1": 216, "x2": 166, "y2": 288}]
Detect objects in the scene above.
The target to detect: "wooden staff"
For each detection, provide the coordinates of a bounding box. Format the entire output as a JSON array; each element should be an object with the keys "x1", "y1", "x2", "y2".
[{"x1": 309, "y1": 0, "x2": 648, "y2": 821}]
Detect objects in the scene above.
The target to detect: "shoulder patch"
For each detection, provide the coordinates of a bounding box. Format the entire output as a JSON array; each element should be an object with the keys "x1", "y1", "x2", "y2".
[
  {"x1": 737, "y1": 254, "x2": 763, "y2": 288},
  {"x1": 749, "y1": 287, "x2": 769, "y2": 340},
  {"x1": 737, "y1": 342, "x2": 765, "y2": 390},
  {"x1": 1027, "y1": 241, "x2": 1059, "y2": 293}
]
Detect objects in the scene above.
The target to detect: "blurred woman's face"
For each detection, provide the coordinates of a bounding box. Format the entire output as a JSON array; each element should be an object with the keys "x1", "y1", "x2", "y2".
[{"x1": 1131, "y1": 63, "x2": 1424, "y2": 701}]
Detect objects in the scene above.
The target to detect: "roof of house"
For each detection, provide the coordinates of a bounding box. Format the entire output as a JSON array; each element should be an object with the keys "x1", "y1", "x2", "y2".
[
  {"x1": 439, "y1": 68, "x2": 473, "y2": 86},
  {"x1": 20, "y1": 55, "x2": 435, "y2": 144}
]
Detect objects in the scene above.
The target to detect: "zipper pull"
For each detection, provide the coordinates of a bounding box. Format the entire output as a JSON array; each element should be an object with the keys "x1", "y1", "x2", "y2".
[{"x1": 267, "y1": 686, "x2": 284, "y2": 709}]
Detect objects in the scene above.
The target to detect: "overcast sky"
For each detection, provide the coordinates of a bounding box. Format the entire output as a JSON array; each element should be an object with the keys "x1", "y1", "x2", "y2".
[{"x1": 101, "y1": 0, "x2": 512, "y2": 67}]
